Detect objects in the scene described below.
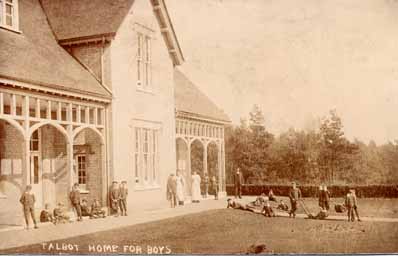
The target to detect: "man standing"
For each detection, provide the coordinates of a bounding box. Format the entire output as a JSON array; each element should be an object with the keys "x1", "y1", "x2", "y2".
[
  {"x1": 345, "y1": 189, "x2": 355, "y2": 221},
  {"x1": 318, "y1": 185, "x2": 325, "y2": 210},
  {"x1": 323, "y1": 185, "x2": 331, "y2": 211},
  {"x1": 345, "y1": 189, "x2": 361, "y2": 222},
  {"x1": 110, "y1": 181, "x2": 120, "y2": 217},
  {"x1": 203, "y1": 173, "x2": 209, "y2": 198},
  {"x1": 119, "y1": 181, "x2": 128, "y2": 216},
  {"x1": 211, "y1": 176, "x2": 219, "y2": 200},
  {"x1": 20, "y1": 185, "x2": 38, "y2": 229},
  {"x1": 166, "y1": 173, "x2": 177, "y2": 208},
  {"x1": 288, "y1": 182, "x2": 302, "y2": 218},
  {"x1": 69, "y1": 183, "x2": 82, "y2": 221},
  {"x1": 234, "y1": 168, "x2": 244, "y2": 199}
]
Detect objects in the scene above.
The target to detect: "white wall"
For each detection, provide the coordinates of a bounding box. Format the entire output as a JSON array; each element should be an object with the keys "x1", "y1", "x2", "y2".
[{"x1": 109, "y1": 0, "x2": 177, "y2": 210}]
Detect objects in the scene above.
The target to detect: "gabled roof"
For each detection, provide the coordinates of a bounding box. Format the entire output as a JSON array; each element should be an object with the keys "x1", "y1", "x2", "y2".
[
  {"x1": 40, "y1": 0, "x2": 134, "y2": 42},
  {"x1": 40, "y1": 0, "x2": 184, "y2": 66},
  {"x1": 0, "y1": 0, "x2": 111, "y2": 99},
  {"x1": 174, "y1": 69, "x2": 230, "y2": 124}
]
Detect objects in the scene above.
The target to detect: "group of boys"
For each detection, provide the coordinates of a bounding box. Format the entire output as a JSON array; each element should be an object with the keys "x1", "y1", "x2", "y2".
[
  {"x1": 227, "y1": 180, "x2": 362, "y2": 222},
  {"x1": 109, "y1": 180, "x2": 128, "y2": 217},
  {"x1": 20, "y1": 182, "x2": 109, "y2": 229}
]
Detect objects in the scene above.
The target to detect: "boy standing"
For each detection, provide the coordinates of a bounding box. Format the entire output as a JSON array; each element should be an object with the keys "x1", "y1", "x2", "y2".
[
  {"x1": 110, "y1": 181, "x2": 120, "y2": 217},
  {"x1": 69, "y1": 183, "x2": 82, "y2": 221},
  {"x1": 119, "y1": 181, "x2": 128, "y2": 216},
  {"x1": 166, "y1": 174, "x2": 177, "y2": 208},
  {"x1": 20, "y1": 185, "x2": 38, "y2": 229},
  {"x1": 203, "y1": 173, "x2": 209, "y2": 198}
]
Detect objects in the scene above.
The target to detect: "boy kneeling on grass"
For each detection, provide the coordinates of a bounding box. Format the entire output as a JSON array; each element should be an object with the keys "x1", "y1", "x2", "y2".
[
  {"x1": 53, "y1": 202, "x2": 71, "y2": 224},
  {"x1": 91, "y1": 199, "x2": 106, "y2": 218},
  {"x1": 262, "y1": 200, "x2": 276, "y2": 217},
  {"x1": 81, "y1": 199, "x2": 92, "y2": 218},
  {"x1": 277, "y1": 200, "x2": 289, "y2": 211},
  {"x1": 40, "y1": 203, "x2": 54, "y2": 224}
]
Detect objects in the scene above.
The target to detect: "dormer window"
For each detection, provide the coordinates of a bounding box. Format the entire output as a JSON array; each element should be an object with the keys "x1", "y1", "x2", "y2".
[{"x1": 0, "y1": 0, "x2": 19, "y2": 31}]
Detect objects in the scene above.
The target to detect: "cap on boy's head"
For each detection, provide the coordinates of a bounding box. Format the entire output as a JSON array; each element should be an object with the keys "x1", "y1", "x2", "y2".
[
  {"x1": 112, "y1": 181, "x2": 118, "y2": 184},
  {"x1": 122, "y1": 181, "x2": 127, "y2": 184},
  {"x1": 26, "y1": 185, "x2": 32, "y2": 190}
]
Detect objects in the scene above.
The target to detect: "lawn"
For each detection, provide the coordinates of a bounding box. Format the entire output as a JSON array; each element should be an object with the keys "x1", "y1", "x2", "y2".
[
  {"x1": 276, "y1": 197, "x2": 398, "y2": 218},
  {"x1": 4, "y1": 207, "x2": 398, "y2": 254}
]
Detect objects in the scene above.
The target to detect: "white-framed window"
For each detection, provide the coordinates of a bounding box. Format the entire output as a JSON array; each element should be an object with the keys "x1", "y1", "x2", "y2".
[
  {"x1": 142, "y1": 128, "x2": 149, "y2": 182},
  {"x1": 76, "y1": 154, "x2": 87, "y2": 190},
  {"x1": 29, "y1": 130, "x2": 41, "y2": 185},
  {"x1": 30, "y1": 130, "x2": 39, "y2": 152},
  {"x1": 134, "y1": 128, "x2": 140, "y2": 183},
  {"x1": 133, "y1": 126, "x2": 159, "y2": 188},
  {"x1": 0, "y1": 0, "x2": 19, "y2": 31},
  {"x1": 136, "y1": 33, "x2": 152, "y2": 91}
]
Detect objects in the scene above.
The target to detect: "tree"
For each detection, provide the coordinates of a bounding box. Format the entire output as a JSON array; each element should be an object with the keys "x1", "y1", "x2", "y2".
[{"x1": 318, "y1": 109, "x2": 359, "y2": 184}]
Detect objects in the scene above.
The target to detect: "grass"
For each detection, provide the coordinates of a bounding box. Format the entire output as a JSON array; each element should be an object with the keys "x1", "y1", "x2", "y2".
[
  {"x1": 3, "y1": 207, "x2": 398, "y2": 254},
  {"x1": 276, "y1": 197, "x2": 398, "y2": 218}
]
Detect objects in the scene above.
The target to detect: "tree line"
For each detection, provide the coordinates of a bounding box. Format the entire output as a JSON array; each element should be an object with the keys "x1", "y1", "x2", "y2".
[{"x1": 225, "y1": 105, "x2": 398, "y2": 186}]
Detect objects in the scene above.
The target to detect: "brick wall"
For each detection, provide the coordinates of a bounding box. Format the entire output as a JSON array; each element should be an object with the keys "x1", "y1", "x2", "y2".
[
  {"x1": 74, "y1": 130, "x2": 103, "y2": 206},
  {"x1": 0, "y1": 121, "x2": 24, "y2": 225}
]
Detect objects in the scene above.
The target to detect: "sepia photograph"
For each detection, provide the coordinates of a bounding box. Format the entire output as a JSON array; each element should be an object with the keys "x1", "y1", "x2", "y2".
[{"x1": 0, "y1": 0, "x2": 398, "y2": 254}]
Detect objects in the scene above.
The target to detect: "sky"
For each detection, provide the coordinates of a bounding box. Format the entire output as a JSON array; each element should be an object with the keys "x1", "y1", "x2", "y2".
[{"x1": 167, "y1": 0, "x2": 398, "y2": 144}]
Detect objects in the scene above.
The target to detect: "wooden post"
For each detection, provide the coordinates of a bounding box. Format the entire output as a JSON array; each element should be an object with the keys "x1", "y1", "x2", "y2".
[
  {"x1": 23, "y1": 95, "x2": 30, "y2": 188},
  {"x1": 77, "y1": 105, "x2": 81, "y2": 123},
  {"x1": 67, "y1": 102, "x2": 74, "y2": 201},
  {"x1": 218, "y1": 142, "x2": 222, "y2": 193},
  {"x1": 47, "y1": 100, "x2": 51, "y2": 119},
  {"x1": 203, "y1": 142, "x2": 208, "y2": 175},
  {"x1": 0, "y1": 92, "x2": 3, "y2": 115},
  {"x1": 57, "y1": 102, "x2": 62, "y2": 121},
  {"x1": 221, "y1": 139, "x2": 226, "y2": 192},
  {"x1": 11, "y1": 94, "x2": 16, "y2": 116},
  {"x1": 94, "y1": 107, "x2": 98, "y2": 126},
  {"x1": 35, "y1": 98, "x2": 40, "y2": 118},
  {"x1": 85, "y1": 107, "x2": 90, "y2": 124}
]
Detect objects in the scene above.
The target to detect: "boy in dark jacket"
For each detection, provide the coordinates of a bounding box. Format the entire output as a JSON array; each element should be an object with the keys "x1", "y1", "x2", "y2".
[
  {"x1": 20, "y1": 185, "x2": 38, "y2": 229},
  {"x1": 110, "y1": 181, "x2": 120, "y2": 217},
  {"x1": 69, "y1": 183, "x2": 82, "y2": 221},
  {"x1": 119, "y1": 181, "x2": 128, "y2": 216},
  {"x1": 40, "y1": 203, "x2": 54, "y2": 223}
]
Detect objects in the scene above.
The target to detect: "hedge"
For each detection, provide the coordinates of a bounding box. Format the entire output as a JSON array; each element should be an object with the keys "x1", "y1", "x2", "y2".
[{"x1": 226, "y1": 184, "x2": 398, "y2": 198}]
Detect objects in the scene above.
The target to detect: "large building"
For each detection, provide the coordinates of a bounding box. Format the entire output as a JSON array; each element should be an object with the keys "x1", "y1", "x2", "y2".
[{"x1": 0, "y1": 0, "x2": 229, "y2": 226}]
